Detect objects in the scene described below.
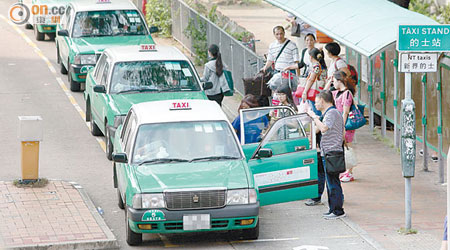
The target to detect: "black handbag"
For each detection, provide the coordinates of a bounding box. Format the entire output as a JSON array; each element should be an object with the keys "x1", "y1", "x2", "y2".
[
  {"x1": 291, "y1": 23, "x2": 301, "y2": 37},
  {"x1": 324, "y1": 150, "x2": 346, "y2": 175}
]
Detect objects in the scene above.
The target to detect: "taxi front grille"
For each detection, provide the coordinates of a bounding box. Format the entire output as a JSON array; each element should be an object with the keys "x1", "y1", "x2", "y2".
[{"x1": 164, "y1": 189, "x2": 226, "y2": 210}]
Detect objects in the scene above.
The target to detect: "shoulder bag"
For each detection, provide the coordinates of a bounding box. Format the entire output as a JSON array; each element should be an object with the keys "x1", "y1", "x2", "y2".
[{"x1": 344, "y1": 92, "x2": 366, "y2": 130}]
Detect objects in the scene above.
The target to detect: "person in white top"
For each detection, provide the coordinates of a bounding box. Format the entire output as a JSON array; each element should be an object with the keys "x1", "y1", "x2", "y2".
[
  {"x1": 323, "y1": 42, "x2": 350, "y2": 90},
  {"x1": 261, "y1": 26, "x2": 299, "y2": 75}
]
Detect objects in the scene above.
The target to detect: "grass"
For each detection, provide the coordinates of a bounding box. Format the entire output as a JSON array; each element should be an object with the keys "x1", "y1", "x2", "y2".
[
  {"x1": 372, "y1": 131, "x2": 400, "y2": 153},
  {"x1": 398, "y1": 227, "x2": 418, "y2": 235},
  {"x1": 13, "y1": 178, "x2": 48, "y2": 188}
]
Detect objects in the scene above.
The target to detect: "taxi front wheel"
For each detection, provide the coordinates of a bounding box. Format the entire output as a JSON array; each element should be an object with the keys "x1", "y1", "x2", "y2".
[
  {"x1": 34, "y1": 26, "x2": 44, "y2": 41},
  {"x1": 125, "y1": 208, "x2": 142, "y2": 245}
]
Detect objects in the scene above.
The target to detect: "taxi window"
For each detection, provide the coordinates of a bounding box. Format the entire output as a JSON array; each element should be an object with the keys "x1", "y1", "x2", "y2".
[
  {"x1": 62, "y1": 5, "x2": 72, "y2": 29},
  {"x1": 109, "y1": 60, "x2": 201, "y2": 94},
  {"x1": 71, "y1": 10, "x2": 148, "y2": 38},
  {"x1": 100, "y1": 62, "x2": 110, "y2": 86},
  {"x1": 131, "y1": 121, "x2": 242, "y2": 164},
  {"x1": 124, "y1": 114, "x2": 137, "y2": 155},
  {"x1": 95, "y1": 54, "x2": 106, "y2": 80}
]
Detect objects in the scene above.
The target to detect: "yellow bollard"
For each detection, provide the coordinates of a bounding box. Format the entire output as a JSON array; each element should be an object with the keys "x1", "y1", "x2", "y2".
[{"x1": 18, "y1": 116, "x2": 43, "y2": 181}]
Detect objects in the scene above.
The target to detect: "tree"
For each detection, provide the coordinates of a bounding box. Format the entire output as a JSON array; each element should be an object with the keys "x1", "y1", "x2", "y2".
[{"x1": 388, "y1": 0, "x2": 411, "y2": 8}]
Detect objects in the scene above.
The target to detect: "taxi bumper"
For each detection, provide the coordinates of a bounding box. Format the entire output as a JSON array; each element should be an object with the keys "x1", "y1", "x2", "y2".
[
  {"x1": 127, "y1": 203, "x2": 259, "y2": 234},
  {"x1": 36, "y1": 24, "x2": 56, "y2": 33},
  {"x1": 70, "y1": 64, "x2": 95, "y2": 82}
]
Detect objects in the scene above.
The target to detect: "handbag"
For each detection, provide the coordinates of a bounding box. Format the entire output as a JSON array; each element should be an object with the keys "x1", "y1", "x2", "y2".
[
  {"x1": 223, "y1": 70, "x2": 234, "y2": 96},
  {"x1": 324, "y1": 150, "x2": 346, "y2": 175},
  {"x1": 345, "y1": 103, "x2": 366, "y2": 130},
  {"x1": 291, "y1": 23, "x2": 301, "y2": 37},
  {"x1": 294, "y1": 78, "x2": 324, "y2": 102},
  {"x1": 344, "y1": 146, "x2": 357, "y2": 168}
]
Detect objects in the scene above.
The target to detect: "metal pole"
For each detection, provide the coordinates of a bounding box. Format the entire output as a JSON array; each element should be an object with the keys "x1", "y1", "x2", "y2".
[
  {"x1": 369, "y1": 59, "x2": 374, "y2": 131},
  {"x1": 438, "y1": 68, "x2": 444, "y2": 183},
  {"x1": 393, "y1": 53, "x2": 399, "y2": 148},
  {"x1": 405, "y1": 177, "x2": 412, "y2": 229},
  {"x1": 381, "y1": 52, "x2": 386, "y2": 137},
  {"x1": 405, "y1": 72, "x2": 413, "y2": 230},
  {"x1": 422, "y1": 74, "x2": 428, "y2": 171},
  {"x1": 447, "y1": 147, "x2": 450, "y2": 250}
]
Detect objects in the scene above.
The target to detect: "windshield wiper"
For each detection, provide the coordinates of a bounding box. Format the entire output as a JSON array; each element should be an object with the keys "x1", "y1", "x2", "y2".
[
  {"x1": 138, "y1": 88, "x2": 160, "y2": 92},
  {"x1": 189, "y1": 156, "x2": 240, "y2": 162},
  {"x1": 138, "y1": 158, "x2": 189, "y2": 166},
  {"x1": 115, "y1": 89, "x2": 141, "y2": 94}
]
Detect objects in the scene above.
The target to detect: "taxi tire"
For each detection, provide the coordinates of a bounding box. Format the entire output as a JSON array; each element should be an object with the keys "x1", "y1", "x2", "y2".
[
  {"x1": 117, "y1": 189, "x2": 124, "y2": 209},
  {"x1": 68, "y1": 66, "x2": 81, "y2": 92},
  {"x1": 241, "y1": 221, "x2": 259, "y2": 240},
  {"x1": 57, "y1": 48, "x2": 68, "y2": 74},
  {"x1": 105, "y1": 127, "x2": 113, "y2": 160},
  {"x1": 89, "y1": 106, "x2": 103, "y2": 136},
  {"x1": 34, "y1": 25, "x2": 45, "y2": 41},
  {"x1": 125, "y1": 208, "x2": 142, "y2": 245},
  {"x1": 25, "y1": 23, "x2": 33, "y2": 29}
]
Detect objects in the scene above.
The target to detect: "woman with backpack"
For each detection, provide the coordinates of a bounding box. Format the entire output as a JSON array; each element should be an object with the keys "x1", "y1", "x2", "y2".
[
  {"x1": 201, "y1": 44, "x2": 230, "y2": 106},
  {"x1": 332, "y1": 70, "x2": 357, "y2": 182}
]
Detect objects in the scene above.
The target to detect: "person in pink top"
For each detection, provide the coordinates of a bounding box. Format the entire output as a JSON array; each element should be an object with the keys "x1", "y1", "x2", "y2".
[{"x1": 332, "y1": 70, "x2": 356, "y2": 182}]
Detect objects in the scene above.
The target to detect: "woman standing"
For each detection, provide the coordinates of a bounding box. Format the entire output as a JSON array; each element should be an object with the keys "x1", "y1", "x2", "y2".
[
  {"x1": 323, "y1": 42, "x2": 350, "y2": 91},
  {"x1": 332, "y1": 70, "x2": 356, "y2": 182},
  {"x1": 285, "y1": 48, "x2": 326, "y2": 116},
  {"x1": 201, "y1": 44, "x2": 230, "y2": 106},
  {"x1": 297, "y1": 33, "x2": 316, "y2": 77}
]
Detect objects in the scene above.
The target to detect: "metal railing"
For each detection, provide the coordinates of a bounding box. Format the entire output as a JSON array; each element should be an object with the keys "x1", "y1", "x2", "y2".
[{"x1": 171, "y1": 0, "x2": 265, "y2": 95}]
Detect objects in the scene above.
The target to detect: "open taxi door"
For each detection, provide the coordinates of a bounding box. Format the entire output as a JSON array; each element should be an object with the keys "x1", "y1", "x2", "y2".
[{"x1": 243, "y1": 111, "x2": 319, "y2": 206}]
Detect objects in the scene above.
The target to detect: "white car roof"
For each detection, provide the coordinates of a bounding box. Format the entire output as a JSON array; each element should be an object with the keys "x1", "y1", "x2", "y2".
[
  {"x1": 70, "y1": 0, "x2": 138, "y2": 12},
  {"x1": 104, "y1": 45, "x2": 189, "y2": 63},
  {"x1": 131, "y1": 100, "x2": 229, "y2": 125}
]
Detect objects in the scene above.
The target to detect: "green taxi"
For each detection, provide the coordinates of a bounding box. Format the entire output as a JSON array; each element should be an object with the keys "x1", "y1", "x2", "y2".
[
  {"x1": 84, "y1": 45, "x2": 209, "y2": 160},
  {"x1": 24, "y1": 0, "x2": 71, "y2": 41},
  {"x1": 112, "y1": 99, "x2": 319, "y2": 245},
  {"x1": 55, "y1": 0, "x2": 157, "y2": 91}
]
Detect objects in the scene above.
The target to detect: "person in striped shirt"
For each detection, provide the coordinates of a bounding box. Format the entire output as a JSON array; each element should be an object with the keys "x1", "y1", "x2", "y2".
[{"x1": 261, "y1": 26, "x2": 299, "y2": 75}]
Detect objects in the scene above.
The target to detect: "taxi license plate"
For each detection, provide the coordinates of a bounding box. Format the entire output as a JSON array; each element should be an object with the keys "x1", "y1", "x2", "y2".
[{"x1": 183, "y1": 214, "x2": 210, "y2": 230}]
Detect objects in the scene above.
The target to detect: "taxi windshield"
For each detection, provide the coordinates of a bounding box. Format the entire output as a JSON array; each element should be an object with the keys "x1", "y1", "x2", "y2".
[
  {"x1": 109, "y1": 60, "x2": 201, "y2": 94},
  {"x1": 72, "y1": 10, "x2": 147, "y2": 38},
  {"x1": 132, "y1": 121, "x2": 242, "y2": 165}
]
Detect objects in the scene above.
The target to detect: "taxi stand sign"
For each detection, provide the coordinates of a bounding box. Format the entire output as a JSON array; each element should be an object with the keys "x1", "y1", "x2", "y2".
[
  {"x1": 398, "y1": 53, "x2": 438, "y2": 73},
  {"x1": 397, "y1": 24, "x2": 450, "y2": 52}
]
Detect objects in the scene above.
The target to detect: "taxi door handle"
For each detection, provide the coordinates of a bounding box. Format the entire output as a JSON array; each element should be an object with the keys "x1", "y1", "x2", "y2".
[
  {"x1": 295, "y1": 146, "x2": 306, "y2": 151},
  {"x1": 303, "y1": 158, "x2": 314, "y2": 165}
]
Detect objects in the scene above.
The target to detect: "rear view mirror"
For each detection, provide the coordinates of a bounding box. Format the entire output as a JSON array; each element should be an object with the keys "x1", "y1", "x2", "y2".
[
  {"x1": 112, "y1": 153, "x2": 128, "y2": 163},
  {"x1": 57, "y1": 29, "x2": 69, "y2": 36},
  {"x1": 257, "y1": 148, "x2": 272, "y2": 158},
  {"x1": 203, "y1": 82, "x2": 213, "y2": 90},
  {"x1": 149, "y1": 26, "x2": 159, "y2": 34},
  {"x1": 93, "y1": 85, "x2": 106, "y2": 93}
]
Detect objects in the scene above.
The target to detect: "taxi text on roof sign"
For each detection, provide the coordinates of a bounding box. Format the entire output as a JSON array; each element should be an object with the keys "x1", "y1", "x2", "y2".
[
  {"x1": 398, "y1": 25, "x2": 450, "y2": 52},
  {"x1": 139, "y1": 44, "x2": 156, "y2": 52},
  {"x1": 170, "y1": 102, "x2": 191, "y2": 110},
  {"x1": 97, "y1": 0, "x2": 111, "y2": 4}
]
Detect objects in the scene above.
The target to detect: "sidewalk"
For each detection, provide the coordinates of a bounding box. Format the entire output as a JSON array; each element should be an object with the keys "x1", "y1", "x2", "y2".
[{"x1": 0, "y1": 180, "x2": 118, "y2": 249}]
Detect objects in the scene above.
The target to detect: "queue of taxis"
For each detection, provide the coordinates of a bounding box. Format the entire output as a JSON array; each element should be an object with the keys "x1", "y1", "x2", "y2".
[
  {"x1": 112, "y1": 100, "x2": 319, "y2": 245},
  {"x1": 84, "y1": 44, "x2": 209, "y2": 160},
  {"x1": 55, "y1": 0, "x2": 157, "y2": 92}
]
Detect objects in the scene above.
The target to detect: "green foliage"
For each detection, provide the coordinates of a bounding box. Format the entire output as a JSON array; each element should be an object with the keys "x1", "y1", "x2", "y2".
[
  {"x1": 184, "y1": 16, "x2": 208, "y2": 65},
  {"x1": 230, "y1": 30, "x2": 253, "y2": 42},
  {"x1": 409, "y1": 0, "x2": 431, "y2": 16},
  {"x1": 409, "y1": 0, "x2": 450, "y2": 24},
  {"x1": 146, "y1": 0, "x2": 172, "y2": 37},
  {"x1": 208, "y1": 4, "x2": 219, "y2": 23},
  {"x1": 13, "y1": 178, "x2": 48, "y2": 188}
]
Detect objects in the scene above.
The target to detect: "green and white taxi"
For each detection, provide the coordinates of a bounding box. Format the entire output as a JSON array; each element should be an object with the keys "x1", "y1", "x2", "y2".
[
  {"x1": 24, "y1": 0, "x2": 71, "y2": 41},
  {"x1": 112, "y1": 99, "x2": 319, "y2": 245},
  {"x1": 55, "y1": 0, "x2": 157, "y2": 91},
  {"x1": 84, "y1": 45, "x2": 209, "y2": 160}
]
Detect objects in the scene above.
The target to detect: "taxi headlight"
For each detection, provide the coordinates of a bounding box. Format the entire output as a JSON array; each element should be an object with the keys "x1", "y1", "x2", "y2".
[
  {"x1": 227, "y1": 189, "x2": 257, "y2": 205},
  {"x1": 132, "y1": 194, "x2": 165, "y2": 209},
  {"x1": 74, "y1": 54, "x2": 96, "y2": 65},
  {"x1": 113, "y1": 115, "x2": 126, "y2": 128}
]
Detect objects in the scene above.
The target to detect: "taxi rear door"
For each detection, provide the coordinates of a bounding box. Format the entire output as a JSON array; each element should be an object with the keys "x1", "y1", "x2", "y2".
[{"x1": 246, "y1": 113, "x2": 318, "y2": 206}]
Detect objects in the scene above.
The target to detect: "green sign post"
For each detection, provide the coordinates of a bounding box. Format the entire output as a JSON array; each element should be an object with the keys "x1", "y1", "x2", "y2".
[{"x1": 398, "y1": 25, "x2": 450, "y2": 52}]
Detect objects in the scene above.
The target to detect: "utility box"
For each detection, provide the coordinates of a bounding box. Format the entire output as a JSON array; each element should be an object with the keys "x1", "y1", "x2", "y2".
[
  {"x1": 18, "y1": 116, "x2": 43, "y2": 180},
  {"x1": 400, "y1": 100, "x2": 416, "y2": 178}
]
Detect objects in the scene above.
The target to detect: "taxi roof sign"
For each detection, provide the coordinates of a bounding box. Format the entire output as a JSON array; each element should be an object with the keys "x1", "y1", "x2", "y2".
[
  {"x1": 170, "y1": 102, "x2": 191, "y2": 111},
  {"x1": 140, "y1": 44, "x2": 157, "y2": 52},
  {"x1": 97, "y1": 0, "x2": 111, "y2": 4}
]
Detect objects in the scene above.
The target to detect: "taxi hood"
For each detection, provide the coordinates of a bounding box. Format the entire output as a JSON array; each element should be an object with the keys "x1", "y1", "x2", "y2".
[
  {"x1": 72, "y1": 36, "x2": 154, "y2": 54},
  {"x1": 110, "y1": 92, "x2": 207, "y2": 114},
  {"x1": 133, "y1": 160, "x2": 250, "y2": 193}
]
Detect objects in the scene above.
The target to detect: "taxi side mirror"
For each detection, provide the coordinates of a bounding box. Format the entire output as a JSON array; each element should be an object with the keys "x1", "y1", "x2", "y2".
[
  {"x1": 257, "y1": 148, "x2": 272, "y2": 158},
  {"x1": 203, "y1": 82, "x2": 213, "y2": 90},
  {"x1": 93, "y1": 85, "x2": 106, "y2": 93},
  {"x1": 58, "y1": 29, "x2": 69, "y2": 37},
  {"x1": 112, "y1": 153, "x2": 128, "y2": 163},
  {"x1": 149, "y1": 26, "x2": 159, "y2": 34}
]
